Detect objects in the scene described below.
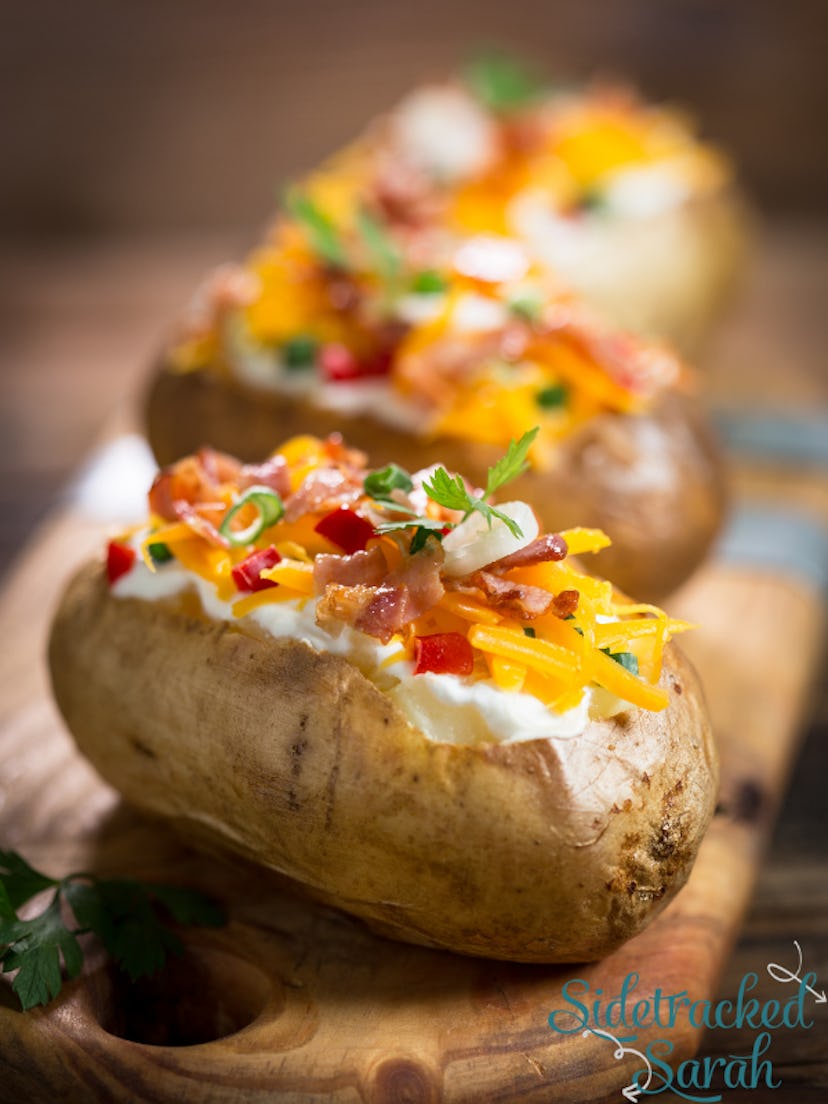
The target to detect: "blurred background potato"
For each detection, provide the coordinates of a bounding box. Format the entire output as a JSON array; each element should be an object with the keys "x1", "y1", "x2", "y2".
[{"x1": 2, "y1": 0, "x2": 827, "y2": 238}]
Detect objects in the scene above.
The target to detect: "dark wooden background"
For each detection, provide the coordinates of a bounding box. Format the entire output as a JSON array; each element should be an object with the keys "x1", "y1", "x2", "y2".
[
  {"x1": 1, "y1": 2, "x2": 826, "y2": 1097},
  {"x1": 2, "y1": 0, "x2": 827, "y2": 238}
]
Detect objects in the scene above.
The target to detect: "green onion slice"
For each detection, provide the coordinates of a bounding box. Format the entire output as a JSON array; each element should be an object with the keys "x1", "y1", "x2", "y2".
[{"x1": 219, "y1": 486, "x2": 285, "y2": 546}]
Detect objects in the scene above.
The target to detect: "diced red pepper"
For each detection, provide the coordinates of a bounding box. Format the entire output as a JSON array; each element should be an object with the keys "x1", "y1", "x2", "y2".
[
  {"x1": 319, "y1": 343, "x2": 394, "y2": 383},
  {"x1": 320, "y1": 343, "x2": 362, "y2": 382},
  {"x1": 413, "y1": 633, "x2": 475, "y2": 676},
  {"x1": 106, "y1": 540, "x2": 136, "y2": 585},
  {"x1": 232, "y1": 545, "x2": 282, "y2": 592},
  {"x1": 314, "y1": 508, "x2": 376, "y2": 554}
]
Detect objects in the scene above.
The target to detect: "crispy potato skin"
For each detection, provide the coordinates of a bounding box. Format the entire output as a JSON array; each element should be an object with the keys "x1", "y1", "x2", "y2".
[
  {"x1": 146, "y1": 365, "x2": 725, "y2": 601},
  {"x1": 49, "y1": 562, "x2": 718, "y2": 963}
]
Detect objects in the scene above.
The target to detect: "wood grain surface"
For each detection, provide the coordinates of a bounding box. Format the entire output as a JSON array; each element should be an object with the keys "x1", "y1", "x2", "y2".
[{"x1": 0, "y1": 225, "x2": 826, "y2": 1099}]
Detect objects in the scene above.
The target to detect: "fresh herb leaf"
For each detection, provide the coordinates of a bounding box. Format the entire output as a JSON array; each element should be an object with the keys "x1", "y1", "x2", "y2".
[
  {"x1": 0, "y1": 852, "x2": 225, "y2": 1010},
  {"x1": 536, "y1": 383, "x2": 568, "y2": 409},
  {"x1": 364, "y1": 463, "x2": 414, "y2": 499},
  {"x1": 376, "y1": 517, "x2": 446, "y2": 536},
  {"x1": 409, "y1": 526, "x2": 444, "y2": 554},
  {"x1": 0, "y1": 850, "x2": 57, "y2": 911},
  {"x1": 286, "y1": 191, "x2": 346, "y2": 268},
  {"x1": 484, "y1": 427, "x2": 538, "y2": 497},
  {"x1": 422, "y1": 467, "x2": 473, "y2": 513},
  {"x1": 283, "y1": 335, "x2": 318, "y2": 369},
  {"x1": 602, "y1": 649, "x2": 639, "y2": 675},
  {"x1": 412, "y1": 270, "x2": 448, "y2": 295},
  {"x1": 356, "y1": 208, "x2": 401, "y2": 282},
  {"x1": 465, "y1": 51, "x2": 541, "y2": 113},
  {"x1": 523, "y1": 626, "x2": 536, "y2": 638}
]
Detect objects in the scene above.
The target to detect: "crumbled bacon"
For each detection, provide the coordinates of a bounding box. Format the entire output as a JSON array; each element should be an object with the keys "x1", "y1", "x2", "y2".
[
  {"x1": 285, "y1": 466, "x2": 363, "y2": 522},
  {"x1": 239, "y1": 455, "x2": 291, "y2": 496},
  {"x1": 553, "y1": 589, "x2": 580, "y2": 618},
  {"x1": 313, "y1": 546, "x2": 387, "y2": 590},
  {"x1": 315, "y1": 547, "x2": 445, "y2": 643},
  {"x1": 471, "y1": 571, "x2": 553, "y2": 620},
  {"x1": 483, "y1": 533, "x2": 568, "y2": 572}
]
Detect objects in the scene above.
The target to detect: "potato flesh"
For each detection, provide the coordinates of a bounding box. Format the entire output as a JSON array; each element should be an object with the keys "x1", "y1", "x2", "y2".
[{"x1": 49, "y1": 562, "x2": 718, "y2": 963}]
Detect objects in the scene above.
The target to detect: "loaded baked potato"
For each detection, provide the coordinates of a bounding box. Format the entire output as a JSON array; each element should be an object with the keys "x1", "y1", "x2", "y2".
[
  {"x1": 148, "y1": 227, "x2": 725, "y2": 601},
  {"x1": 49, "y1": 432, "x2": 717, "y2": 963}
]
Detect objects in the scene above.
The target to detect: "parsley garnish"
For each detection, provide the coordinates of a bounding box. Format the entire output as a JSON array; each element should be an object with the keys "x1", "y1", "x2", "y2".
[
  {"x1": 0, "y1": 850, "x2": 224, "y2": 1010},
  {"x1": 285, "y1": 191, "x2": 346, "y2": 268},
  {"x1": 364, "y1": 463, "x2": 414, "y2": 500},
  {"x1": 283, "y1": 335, "x2": 318, "y2": 369}
]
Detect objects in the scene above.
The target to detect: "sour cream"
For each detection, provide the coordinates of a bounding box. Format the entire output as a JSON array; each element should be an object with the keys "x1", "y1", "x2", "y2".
[{"x1": 113, "y1": 552, "x2": 593, "y2": 745}]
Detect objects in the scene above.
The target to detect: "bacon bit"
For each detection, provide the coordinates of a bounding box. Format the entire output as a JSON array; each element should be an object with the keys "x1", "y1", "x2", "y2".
[
  {"x1": 239, "y1": 455, "x2": 291, "y2": 496},
  {"x1": 175, "y1": 503, "x2": 232, "y2": 549},
  {"x1": 313, "y1": 545, "x2": 387, "y2": 589},
  {"x1": 232, "y1": 546, "x2": 282, "y2": 593},
  {"x1": 355, "y1": 584, "x2": 413, "y2": 643},
  {"x1": 285, "y1": 467, "x2": 363, "y2": 522},
  {"x1": 196, "y1": 447, "x2": 243, "y2": 486},
  {"x1": 553, "y1": 589, "x2": 580, "y2": 618},
  {"x1": 472, "y1": 570, "x2": 553, "y2": 620},
  {"x1": 106, "y1": 540, "x2": 136, "y2": 585},
  {"x1": 322, "y1": 433, "x2": 368, "y2": 469},
  {"x1": 484, "y1": 533, "x2": 568, "y2": 572},
  {"x1": 316, "y1": 548, "x2": 445, "y2": 643}
]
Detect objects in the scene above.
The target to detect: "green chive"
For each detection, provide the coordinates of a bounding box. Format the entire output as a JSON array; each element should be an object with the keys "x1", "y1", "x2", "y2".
[
  {"x1": 412, "y1": 270, "x2": 448, "y2": 294},
  {"x1": 508, "y1": 293, "x2": 543, "y2": 323},
  {"x1": 283, "y1": 335, "x2": 318, "y2": 369},
  {"x1": 536, "y1": 383, "x2": 568, "y2": 409},
  {"x1": 147, "y1": 542, "x2": 173, "y2": 564},
  {"x1": 219, "y1": 486, "x2": 285, "y2": 547}
]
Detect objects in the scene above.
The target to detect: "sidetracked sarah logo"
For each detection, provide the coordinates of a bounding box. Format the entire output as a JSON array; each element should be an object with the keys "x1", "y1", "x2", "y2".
[{"x1": 547, "y1": 941, "x2": 825, "y2": 1101}]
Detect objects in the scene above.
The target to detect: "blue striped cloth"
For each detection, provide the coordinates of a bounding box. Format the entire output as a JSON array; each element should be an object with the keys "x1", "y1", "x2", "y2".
[{"x1": 713, "y1": 410, "x2": 828, "y2": 593}]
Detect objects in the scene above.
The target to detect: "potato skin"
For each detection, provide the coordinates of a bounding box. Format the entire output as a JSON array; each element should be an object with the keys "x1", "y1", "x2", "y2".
[
  {"x1": 49, "y1": 562, "x2": 718, "y2": 963},
  {"x1": 146, "y1": 366, "x2": 725, "y2": 601},
  {"x1": 539, "y1": 189, "x2": 747, "y2": 357}
]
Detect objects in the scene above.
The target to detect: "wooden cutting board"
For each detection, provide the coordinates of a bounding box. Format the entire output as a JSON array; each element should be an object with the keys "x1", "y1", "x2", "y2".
[{"x1": 0, "y1": 438, "x2": 825, "y2": 1103}]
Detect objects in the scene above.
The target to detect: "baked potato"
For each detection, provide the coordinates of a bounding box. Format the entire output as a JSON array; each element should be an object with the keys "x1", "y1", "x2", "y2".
[{"x1": 49, "y1": 433, "x2": 718, "y2": 963}]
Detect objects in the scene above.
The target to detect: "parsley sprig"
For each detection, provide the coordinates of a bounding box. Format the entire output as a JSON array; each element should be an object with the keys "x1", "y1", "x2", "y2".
[
  {"x1": 422, "y1": 428, "x2": 538, "y2": 538},
  {"x1": 0, "y1": 850, "x2": 225, "y2": 1010},
  {"x1": 371, "y1": 428, "x2": 538, "y2": 545}
]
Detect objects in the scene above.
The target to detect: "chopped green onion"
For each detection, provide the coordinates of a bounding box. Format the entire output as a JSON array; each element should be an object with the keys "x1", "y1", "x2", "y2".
[
  {"x1": 602, "y1": 649, "x2": 639, "y2": 676},
  {"x1": 465, "y1": 51, "x2": 541, "y2": 113},
  {"x1": 356, "y1": 208, "x2": 401, "y2": 282},
  {"x1": 523, "y1": 626, "x2": 536, "y2": 638},
  {"x1": 580, "y1": 188, "x2": 606, "y2": 214},
  {"x1": 283, "y1": 335, "x2": 318, "y2": 369},
  {"x1": 285, "y1": 191, "x2": 346, "y2": 268},
  {"x1": 536, "y1": 383, "x2": 568, "y2": 409},
  {"x1": 219, "y1": 486, "x2": 285, "y2": 547},
  {"x1": 412, "y1": 270, "x2": 448, "y2": 294},
  {"x1": 508, "y1": 292, "x2": 543, "y2": 323},
  {"x1": 364, "y1": 463, "x2": 414, "y2": 499},
  {"x1": 147, "y1": 542, "x2": 173, "y2": 564}
]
